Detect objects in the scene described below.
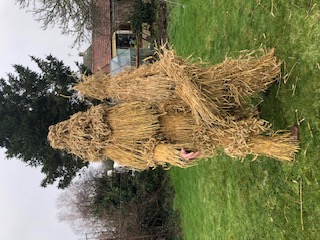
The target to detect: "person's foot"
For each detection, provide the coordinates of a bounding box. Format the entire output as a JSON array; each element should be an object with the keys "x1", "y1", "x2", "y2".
[{"x1": 291, "y1": 125, "x2": 299, "y2": 140}]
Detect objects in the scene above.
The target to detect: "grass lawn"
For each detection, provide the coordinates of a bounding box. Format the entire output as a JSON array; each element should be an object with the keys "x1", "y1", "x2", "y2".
[{"x1": 167, "y1": 1, "x2": 320, "y2": 239}]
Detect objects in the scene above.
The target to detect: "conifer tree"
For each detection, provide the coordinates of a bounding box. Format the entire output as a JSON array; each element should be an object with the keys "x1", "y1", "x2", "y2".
[{"x1": 0, "y1": 55, "x2": 88, "y2": 188}]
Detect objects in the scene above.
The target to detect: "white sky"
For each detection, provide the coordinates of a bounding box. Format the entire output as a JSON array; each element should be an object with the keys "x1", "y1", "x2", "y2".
[{"x1": 0, "y1": 1, "x2": 89, "y2": 239}]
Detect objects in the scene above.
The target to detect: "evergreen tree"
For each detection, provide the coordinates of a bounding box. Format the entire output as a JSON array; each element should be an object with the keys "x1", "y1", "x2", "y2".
[{"x1": 0, "y1": 55, "x2": 88, "y2": 188}]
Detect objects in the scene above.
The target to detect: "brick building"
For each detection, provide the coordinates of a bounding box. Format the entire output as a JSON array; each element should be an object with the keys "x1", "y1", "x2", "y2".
[{"x1": 83, "y1": 0, "x2": 135, "y2": 73}]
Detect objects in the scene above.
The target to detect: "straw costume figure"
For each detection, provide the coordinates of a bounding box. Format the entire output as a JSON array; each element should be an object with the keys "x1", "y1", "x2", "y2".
[{"x1": 48, "y1": 46, "x2": 299, "y2": 170}]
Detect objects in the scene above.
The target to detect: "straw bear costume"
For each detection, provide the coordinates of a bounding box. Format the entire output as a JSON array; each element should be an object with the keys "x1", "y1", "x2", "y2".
[{"x1": 48, "y1": 47, "x2": 299, "y2": 169}]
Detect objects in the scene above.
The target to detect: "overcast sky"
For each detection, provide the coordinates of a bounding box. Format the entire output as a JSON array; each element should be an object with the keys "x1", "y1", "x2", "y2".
[{"x1": 0, "y1": 1, "x2": 89, "y2": 239}]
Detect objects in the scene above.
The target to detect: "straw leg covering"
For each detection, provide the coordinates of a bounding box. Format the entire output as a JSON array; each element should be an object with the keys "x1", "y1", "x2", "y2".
[
  {"x1": 249, "y1": 133, "x2": 299, "y2": 162},
  {"x1": 198, "y1": 49, "x2": 281, "y2": 107},
  {"x1": 154, "y1": 47, "x2": 281, "y2": 127},
  {"x1": 193, "y1": 118, "x2": 299, "y2": 162},
  {"x1": 158, "y1": 108, "x2": 299, "y2": 163}
]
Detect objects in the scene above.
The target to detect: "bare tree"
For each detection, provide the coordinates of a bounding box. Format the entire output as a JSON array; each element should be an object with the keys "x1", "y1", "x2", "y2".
[
  {"x1": 56, "y1": 166, "x2": 131, "y2": 239},
  {"x1": 15, "y1": 0, "x2": 107, "y2": 46},
  {"x1": 57, "y1": 166, "x2": 177, "y2": 239}
]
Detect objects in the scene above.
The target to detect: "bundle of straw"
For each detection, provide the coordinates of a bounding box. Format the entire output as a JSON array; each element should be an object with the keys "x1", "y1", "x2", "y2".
[
  {"x1": 74, "y1": 65, "x2": 176, "y2": 103},
  {"x1": 48, "y1": 102, "x2": 196, "y2": 169},
  {"x1": 249, "y1": 132, "x2": 299, "y2": 161},
  {"x1": 48, "y1": 45, "x2": 299, "y2": 169},
  {"x1": 48, "y1": 104, "x2": 112, "y2": 161},
  {"x1": 154, "y1": 46, "x2": 281, "y2": 126},
  {"x1": 48, "y1": 101, "x2": 298, "y2": 168},
  {"x1": 75, "y1": 46, "x2": 280, "y2": 128}
]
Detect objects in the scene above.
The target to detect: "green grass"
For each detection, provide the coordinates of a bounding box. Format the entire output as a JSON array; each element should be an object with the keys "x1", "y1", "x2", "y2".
[{"x1": 167, "y1": 0, "x2": 320, "y2": 239}]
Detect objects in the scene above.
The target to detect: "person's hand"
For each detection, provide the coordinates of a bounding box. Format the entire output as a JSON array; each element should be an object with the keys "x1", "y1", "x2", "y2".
[{"x1": 181, "y1": 148, "x2": 200, "y2": 161}]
